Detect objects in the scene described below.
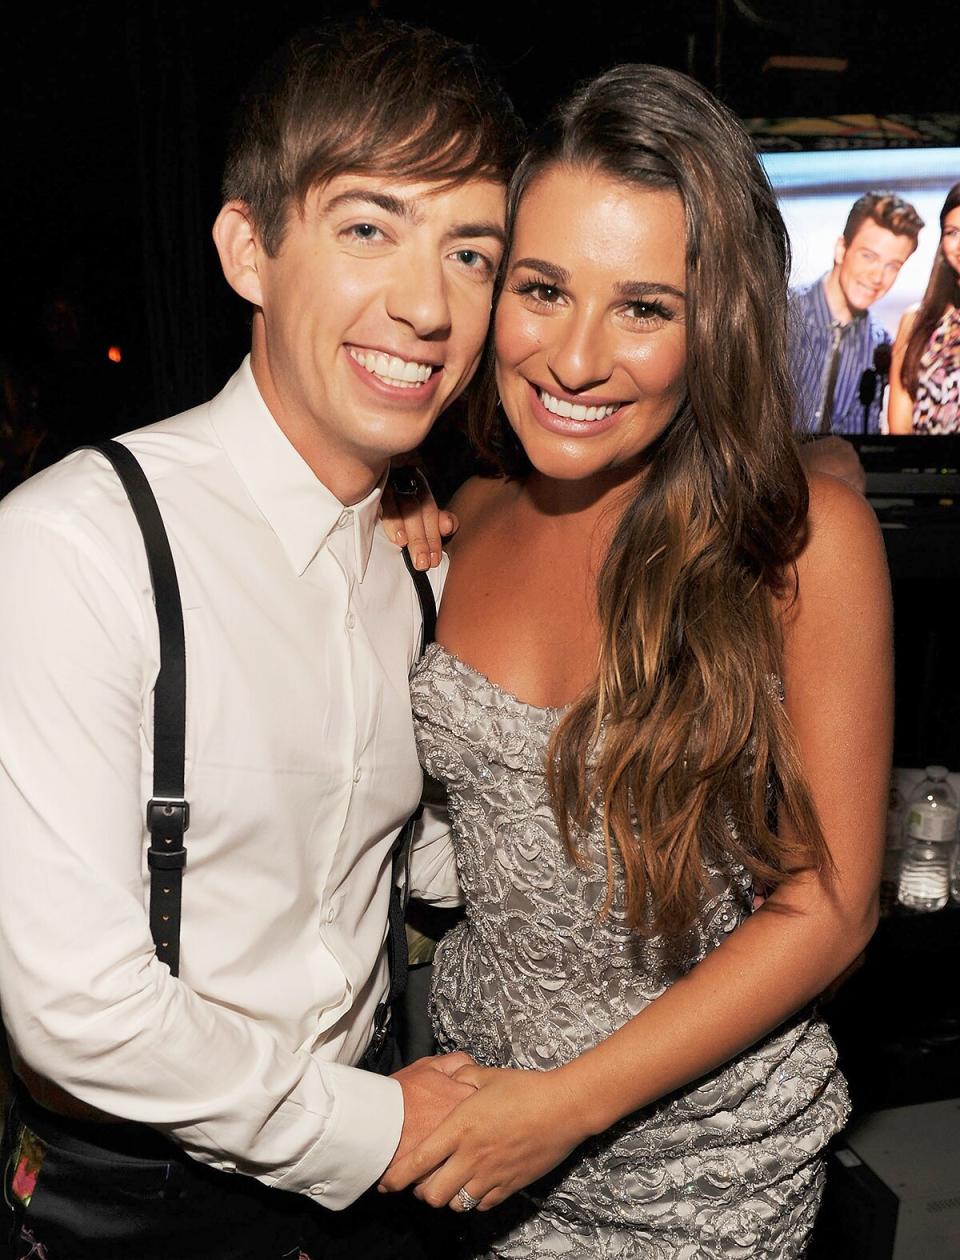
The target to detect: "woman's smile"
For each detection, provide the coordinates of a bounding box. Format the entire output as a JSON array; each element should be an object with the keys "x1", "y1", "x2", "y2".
[{"x1": 495, "y1": 164, "x2": 687, "y2": 484}]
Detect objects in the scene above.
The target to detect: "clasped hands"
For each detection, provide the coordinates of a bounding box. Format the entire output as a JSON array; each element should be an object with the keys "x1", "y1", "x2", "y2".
[{"x1": 379, "y1": 1053, "x2": 587, "y2": 1213}]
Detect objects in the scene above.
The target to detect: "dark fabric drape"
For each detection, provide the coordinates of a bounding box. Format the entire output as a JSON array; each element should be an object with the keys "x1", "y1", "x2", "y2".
[{"x1": 127, "y1": 3, "x2": 210, "y2": 420}]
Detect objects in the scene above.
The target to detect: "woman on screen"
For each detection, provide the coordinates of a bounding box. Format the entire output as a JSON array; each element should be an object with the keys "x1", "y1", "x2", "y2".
[
  {"x1": 382, "y1": 64, "x2": 892, "y2": 1259},
  {"x1": 888, "y1": 182, "x2": 960, "y2": 433}
]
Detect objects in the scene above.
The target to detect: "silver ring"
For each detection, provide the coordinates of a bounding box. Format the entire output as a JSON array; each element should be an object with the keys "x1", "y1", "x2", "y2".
[{"x1": 456, "y1": 1186, "x2": 480, "y2": 1212}]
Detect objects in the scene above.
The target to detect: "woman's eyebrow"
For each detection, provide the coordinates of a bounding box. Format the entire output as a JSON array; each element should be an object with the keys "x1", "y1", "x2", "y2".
[
  {"x1": 614, "y1": 280, "x2": 686, "y2": 301},
  {"x1": 510, "y1": 257, "x2": 570, "y2": 284}
]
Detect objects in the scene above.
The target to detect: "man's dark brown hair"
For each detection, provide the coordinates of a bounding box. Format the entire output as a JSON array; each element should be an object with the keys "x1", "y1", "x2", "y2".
[
  {"x1": 222, "y1": 19, "x2": 525, "y2": 256},
  {"x1": 842, "y1": 191, "x2": 924, "y2": 247}
]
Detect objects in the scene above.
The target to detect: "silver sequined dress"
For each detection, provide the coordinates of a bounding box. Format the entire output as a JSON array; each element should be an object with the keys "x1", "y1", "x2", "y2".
[{"x1": 411, "y1": 643, "x2": 849, "y2": 1260}]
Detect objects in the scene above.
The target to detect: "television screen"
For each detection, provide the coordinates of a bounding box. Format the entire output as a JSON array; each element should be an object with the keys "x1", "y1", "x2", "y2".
[{"x1": 762, "y1": 147, "x2": 960, "y2": 433}]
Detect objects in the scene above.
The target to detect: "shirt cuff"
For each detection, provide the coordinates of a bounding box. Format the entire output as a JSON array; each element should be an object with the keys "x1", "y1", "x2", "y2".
[{"x1": 272, "y1": 1065, "x2": 403, "y2": 1210}]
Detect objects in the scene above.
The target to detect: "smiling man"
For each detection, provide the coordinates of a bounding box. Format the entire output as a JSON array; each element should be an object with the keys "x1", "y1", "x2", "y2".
[
  {"x1": 0, "y1": 21, "x2": 521, "y2": 1260},
  {"x1": 789, "y1": 191, "x2": 923, "y2": 436}
]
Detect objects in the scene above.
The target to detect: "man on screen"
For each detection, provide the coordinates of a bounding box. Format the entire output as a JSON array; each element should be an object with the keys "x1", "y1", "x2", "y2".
[{"x1": 789, "y1": 191, "x2": 923, "y2": 435}]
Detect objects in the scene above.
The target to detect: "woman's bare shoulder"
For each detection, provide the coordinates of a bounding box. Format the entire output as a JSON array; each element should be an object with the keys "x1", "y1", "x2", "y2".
[
  {"x1": 447, "y1": 474, "x2": 514, "y2": 534},
  {"x1": 895, "y1": 302, "x2": 921, "y2": 340},
  {"x1": 790, "y1": 473, "x2": 888, "y2": 613}
]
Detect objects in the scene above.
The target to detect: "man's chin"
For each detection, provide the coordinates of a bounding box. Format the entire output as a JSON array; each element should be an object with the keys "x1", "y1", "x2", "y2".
[{"x1": 850, "y1": 291, "x2": 881, "y2": 313}]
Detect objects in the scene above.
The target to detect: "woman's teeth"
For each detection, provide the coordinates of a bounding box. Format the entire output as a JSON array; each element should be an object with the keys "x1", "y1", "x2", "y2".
[
  {"x1": 538, "y1": 389, "x2": 619, "y2": 421},
  {"x1": 349, "y1": 349, "x2": 434, "y2": 387}
]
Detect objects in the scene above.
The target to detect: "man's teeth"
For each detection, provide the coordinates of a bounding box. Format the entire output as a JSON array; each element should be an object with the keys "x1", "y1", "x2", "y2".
[
  {"x1": 349, "y1": 349, "x2": 434, "y2": 387},
  {"x1": 539, "y1": 389, "x2": 619, "y2": 422}
]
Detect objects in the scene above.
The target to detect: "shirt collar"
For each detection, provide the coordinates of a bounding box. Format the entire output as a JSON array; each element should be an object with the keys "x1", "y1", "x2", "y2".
[
  {"x1": 208, "y1": 357, "x2": 384, "y2": 580},
  {"x1": 815, "y1": 274, "x2": 866, "y2": 330}
]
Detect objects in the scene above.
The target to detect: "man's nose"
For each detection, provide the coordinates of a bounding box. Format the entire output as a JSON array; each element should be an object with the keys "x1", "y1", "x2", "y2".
[{"x1": 385, "y1": 253, "x2": 452, "y2": 340}]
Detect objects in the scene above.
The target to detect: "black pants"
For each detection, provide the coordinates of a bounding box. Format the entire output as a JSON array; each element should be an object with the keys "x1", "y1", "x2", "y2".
[
  {"x1": 2, "y1": 1089, "x2": 306, "y2": 1260},
  {"x1": 0, "y1": 1052, "x2": 446, "y2": 1260}
]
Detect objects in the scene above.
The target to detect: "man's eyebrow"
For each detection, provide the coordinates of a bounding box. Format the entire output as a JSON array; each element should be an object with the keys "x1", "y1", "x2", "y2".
[
  {"x1": 319, "y1": 189, "x2": 421, "y2": 222},
  {"x1": 443, "y1": 221, "x2": 507, "y2": 249},
  {"x1": 510, "y1": 258, "x2": 570, "y2": 284},
  {"x1": 614, "y1": 280, "x2": 686, "y2": 301}
]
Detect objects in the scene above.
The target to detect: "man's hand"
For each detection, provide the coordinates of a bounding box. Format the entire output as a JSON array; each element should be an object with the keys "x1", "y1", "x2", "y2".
[
  {"x1": 380, "y1": 464, "x2": 457, "y2": 570},
  {"x1": 383, "y1": 1052, "x2": 477, "y2": 1174},
  {"x1": 797, "y1": 436, "x2": 867, "y2": 494},
  {"x1": 379, "y1": 1063, "x2": 586, "y2": 1212}
]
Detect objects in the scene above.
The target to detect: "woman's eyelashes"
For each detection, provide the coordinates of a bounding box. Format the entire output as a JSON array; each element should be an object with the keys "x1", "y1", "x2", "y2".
[{"x1": 509, "y1": 275, "x2": 676, "y2": 325}]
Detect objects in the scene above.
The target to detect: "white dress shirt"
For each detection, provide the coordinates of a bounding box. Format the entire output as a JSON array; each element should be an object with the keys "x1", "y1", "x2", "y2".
[{"x1": 0, "y1": 359, "x2": 457, "y2": 1208}]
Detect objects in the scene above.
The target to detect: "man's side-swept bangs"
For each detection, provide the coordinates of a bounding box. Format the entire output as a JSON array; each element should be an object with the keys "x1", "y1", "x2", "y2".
[{"x1": 223, "y1": 21, "x2": 524, "y2": 256}]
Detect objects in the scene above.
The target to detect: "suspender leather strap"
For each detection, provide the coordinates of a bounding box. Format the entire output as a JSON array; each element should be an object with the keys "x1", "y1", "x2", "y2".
[
  {"x1": 85, "y1": 441, "x2": 437, "y2": 1029},
  {"x1": 87, "y1": 441, "x2": 189, "y2": 978},
  {"x1": 367, "y1": 549, "x2": 437, "y2": 1059}
]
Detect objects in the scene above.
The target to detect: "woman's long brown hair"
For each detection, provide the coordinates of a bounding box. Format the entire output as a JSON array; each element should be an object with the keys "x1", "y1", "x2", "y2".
[
  {"x1": 901, "y1": 182, "x2": 960, "y2": 398},
  {"x1": 470, "y1": 65, "x2": 829, "y2": 937}
]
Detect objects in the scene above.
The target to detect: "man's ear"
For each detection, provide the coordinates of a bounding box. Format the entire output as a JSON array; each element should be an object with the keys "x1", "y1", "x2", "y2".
[
  {"x1": 213, "y1": 201, "x2": 264, "y2": 307},
  {"x1": 833, "y1": 235, "x2": 847, "y2": 270}
]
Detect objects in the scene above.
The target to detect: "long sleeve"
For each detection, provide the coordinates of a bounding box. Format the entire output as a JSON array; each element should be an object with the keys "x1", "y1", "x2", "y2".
[
  {"x1": 0, "y1": 506, "x2": 403, "y2": 1207},
  {"x1": 0, "y1": 360, "x2": 436, "y2": 1209}
]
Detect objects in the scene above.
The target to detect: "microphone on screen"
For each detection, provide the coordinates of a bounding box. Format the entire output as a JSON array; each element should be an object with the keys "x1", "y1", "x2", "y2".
[{"x1": 859, "y1": 365, "x2": 878, "y2": 435}]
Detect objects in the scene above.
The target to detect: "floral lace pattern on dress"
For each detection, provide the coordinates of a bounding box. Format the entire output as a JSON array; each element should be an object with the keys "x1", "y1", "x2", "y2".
[{"x1": 412, "y1": 643, "x2": 849, "y2": 1260}]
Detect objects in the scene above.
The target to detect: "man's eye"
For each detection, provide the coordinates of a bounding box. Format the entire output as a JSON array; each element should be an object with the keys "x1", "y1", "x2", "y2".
[
  {"x1": 452, "y1": 249, "x2": 494, "y2": 277},
  {"x1": 347, "y1": 224, "x2": 383, "y2": 241}
]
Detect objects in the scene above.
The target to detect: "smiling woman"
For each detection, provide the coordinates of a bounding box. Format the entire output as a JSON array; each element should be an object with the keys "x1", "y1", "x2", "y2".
[
  {"x1": 379, "y1": 63, "x2": 893, "y2": 1260},
  {"x1": 889, "y1": 182, "x2": 960, "y2": 433},
  {"x1": 495, "y1": 171, "x2": 687, "y2": 483}
]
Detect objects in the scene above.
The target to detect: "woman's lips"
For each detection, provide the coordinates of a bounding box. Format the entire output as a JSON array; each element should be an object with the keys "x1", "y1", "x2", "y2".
[{"x1": 525, "y1": 381, "x2": 627, "y2": 436}]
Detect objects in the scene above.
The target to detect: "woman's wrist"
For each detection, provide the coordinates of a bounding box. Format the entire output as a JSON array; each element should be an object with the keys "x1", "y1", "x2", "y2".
[{"x1": 548, "y1": 1057, "x2": 624, "y2": 1142}]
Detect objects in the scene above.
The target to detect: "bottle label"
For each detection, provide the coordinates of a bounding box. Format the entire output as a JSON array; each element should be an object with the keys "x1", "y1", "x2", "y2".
[{"x1": 906, "y1": 802, "x2": 958, "y2": 843}]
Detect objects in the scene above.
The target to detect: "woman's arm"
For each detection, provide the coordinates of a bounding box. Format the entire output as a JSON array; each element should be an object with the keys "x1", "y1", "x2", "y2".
[
  {"x1": 887, "y1": 307, "x2": 919, "y2": 434},
  {"x1": 380, "y1": 474, "x2": 892, "y2": 1211}
]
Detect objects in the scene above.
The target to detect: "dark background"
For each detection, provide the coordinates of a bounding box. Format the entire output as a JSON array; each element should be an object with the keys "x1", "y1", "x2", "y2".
[
  {"x1": 3, "y1": 0, "x2": 958, "y2": 443},
  {"x1": 3, "y1": 6, "x2": 960, "y2": 1243}
]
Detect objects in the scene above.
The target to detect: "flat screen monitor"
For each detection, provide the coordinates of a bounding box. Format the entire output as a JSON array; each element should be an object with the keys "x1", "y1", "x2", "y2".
[{"x1": 762, "y1": 147, "x2": 960, "y2": 434}]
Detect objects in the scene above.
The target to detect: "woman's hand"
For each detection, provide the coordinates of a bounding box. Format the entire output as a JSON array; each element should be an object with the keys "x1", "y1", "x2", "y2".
[
  {"x1": 381, "y1": 464, "x2": 458, "y2": 570},
  {"x1": 378, "y1": 1063, "x2": 588, "y2": 1211}
]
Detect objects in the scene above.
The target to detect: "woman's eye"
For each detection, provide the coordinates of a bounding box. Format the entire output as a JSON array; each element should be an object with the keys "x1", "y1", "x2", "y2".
[
  {"x1": 625, "y1": 300, "x2": 672, "y2": 325},
  {"x1": 512, "y1": 280, "x2": 563, "y2": 305}
]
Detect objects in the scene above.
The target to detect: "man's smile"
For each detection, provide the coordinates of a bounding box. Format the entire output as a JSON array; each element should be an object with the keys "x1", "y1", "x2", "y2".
[{"x1": 347, "y1": 346, "x2": 440, "y2": 388}]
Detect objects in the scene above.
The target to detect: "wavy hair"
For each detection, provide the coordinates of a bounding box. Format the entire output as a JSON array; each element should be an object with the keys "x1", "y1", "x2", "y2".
[
  {"x1": 470, "y1": 65, "x2": 828, "y2": 936},
  {"x1": 901, "y1": 182, "x2": 960, "y2": 398}
]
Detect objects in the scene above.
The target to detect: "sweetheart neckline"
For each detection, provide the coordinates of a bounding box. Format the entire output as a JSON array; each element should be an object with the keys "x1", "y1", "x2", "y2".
[{"x1": 421, "y1": 641, "x2": 572, "y2": 717}]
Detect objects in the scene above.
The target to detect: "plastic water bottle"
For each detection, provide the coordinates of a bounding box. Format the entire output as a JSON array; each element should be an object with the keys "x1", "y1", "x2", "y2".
[
  {"x1": 897, "y1": 766, "x2": 957, "y2": 912},
  {"x1": 951, "y1": 831, "x2": 960, "y2": 904}
]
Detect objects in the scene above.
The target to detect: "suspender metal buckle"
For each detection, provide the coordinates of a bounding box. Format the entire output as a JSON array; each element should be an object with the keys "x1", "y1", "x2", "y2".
[{"x1": 146, "y1": 797, "x2": 191, "y2": 840}]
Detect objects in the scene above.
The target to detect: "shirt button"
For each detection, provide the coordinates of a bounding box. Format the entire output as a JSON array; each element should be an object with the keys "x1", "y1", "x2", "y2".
[
  {"x1": 337, "y1": 511, "x2": 351, "y2": 530},
  {"x1": 345, "y1": 612, "x2": 356, "y2": 630},
  {"x1": 324, "y1": 908, "x2": 335, "y2": 925},
  {"x1": 308, "y1": 1182, "x2": 327, "y2": 1197},
  {"x1": 353, "y1": 766, "x2": 362, "y2": 783}
]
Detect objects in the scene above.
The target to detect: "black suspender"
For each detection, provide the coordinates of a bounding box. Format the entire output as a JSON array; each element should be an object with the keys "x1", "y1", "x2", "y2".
[
  {"x1": 89, "y1": 440, "x2": 189, "y2": 977},
  {"x1": 88, "y1": 441, "x2": 437, "y2": 1011}
]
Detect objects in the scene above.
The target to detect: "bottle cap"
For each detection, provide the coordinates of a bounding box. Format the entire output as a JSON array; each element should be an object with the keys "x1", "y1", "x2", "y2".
[{"x1": 925, "y1": 766, "x2": 949, "y2": 779}]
